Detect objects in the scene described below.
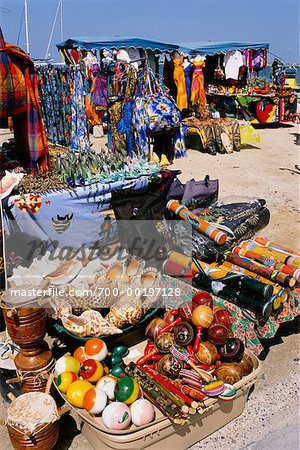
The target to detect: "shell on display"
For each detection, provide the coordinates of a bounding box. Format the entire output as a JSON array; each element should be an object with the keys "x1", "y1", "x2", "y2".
[
  {"x1": 125, "y1": 258, "x2": 145, "y2": 277},
  {"x1": 106, "y1": 263, "x2": 124, "y2": 282},
  {"x1": 107, "y1": 302, "x2": 143, "y2": 328},
  {"x1": 61, "y1": 310, "x2": 122, "y2": 337},
  {"x1": 44, "y1": 261, "x2": 82, "y2": 285}
]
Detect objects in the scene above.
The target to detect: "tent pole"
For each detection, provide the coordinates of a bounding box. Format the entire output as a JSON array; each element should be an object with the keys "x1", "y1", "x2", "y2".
[{"x1": 24, "y1": 0, "x2": 30, "y2": 54}]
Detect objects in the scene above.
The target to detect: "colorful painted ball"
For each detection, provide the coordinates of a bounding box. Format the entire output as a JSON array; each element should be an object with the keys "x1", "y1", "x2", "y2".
[
  {"x1": 195, "y1": 341, "x2": 218, "y2": 365},
  {"x1": 213, "y1": 309, "x2": 233, "y2": 330},
  {"x1": 215, "y1": 363, "x2": 243, "y2": 384},
  {"x1": 83, "y1": 387, "x2": 107, "y2": 415},
  {"x1": 203, "y1": 380, "x2": 225, "y2": 397},
  {"x1": 96, "y1": 375, "x2": 117, "y2": 401},
  {"x1": 156, "y1": 354, "x2": 184, "y2": 379},
  {"x1": 111, "y1": 345, "x2": 129, "y2": 357},
  {"x1": 238, "y1": 353, "x2": 254, "y2": 376},
  {"x1": 114, "y1": 377, "x2": 139, "y2": 405},
  {"x1": 218, "y1": 383, "x2": 237, "y2": 401},
  {"x1": 73, "y1": 346, "x2": 87, "y2": 364},
  {"x1": 154, "y1": 332, "x2": 175, "y2": 354},
  {"x1": 85, "y1": 338, "x2": 108, "y2": 362},
  {"x1": 56, "y1": 371, "x2": 78, "y2": 394},
  {"x1": 130, "y1": 399, "x2": 155, "y2": 426},
  {"x1": 192, "y1": 305, "x2": 214, "y2": 328},
  {"x1": 174, "y1": 322, "x2": 194, "y2": 346},
  {"x1": 111, "y1": 354, "x2": 123, "y2": 367},
  {"x1": 66, "y1": 380, "x2": 93, "y2": 408},
  {"x1": 207, "y1": 324, "x2": 229, "y2": 346},
  {"x1": 219, "y1": 338, "x2": 244, "y2": 362},
  {"x1": 55, "y1": 355, "x2": 80, "y2": 376},
  {"x1": 80, "y1": 359, "x2": 104, "y2": 383},
  {"x1": 178, "y1": 301, "x2": 193, "y2": 322},
  {"x1": 102, "y1": 402, "x2": 131, "y2": 430},
  {"x1": 145, "y1": 318, "x2": 166, "y2": 341},
  {"x1": 192, "y1": 292, "x2": 213, "y2": 309}
]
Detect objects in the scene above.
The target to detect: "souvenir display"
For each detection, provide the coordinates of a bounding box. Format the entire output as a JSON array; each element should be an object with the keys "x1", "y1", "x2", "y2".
[
  {"x1": 192, "y1": 292, "x2": 213, "y2": 309},
  {"x1": 195, "y1": 341, "x2": 218, "y2": 365},
  {"x1": 192, "y1": 305, "x2": 214, "y2": 328},
  {"x1": 203, "y1": 380, "x2": 225, "y2": 397},
  {"x1": 83, "y1": 388, "x2": 108, "y2": 415},
  {"x1": 207, "y1": 324, "x2": 230, "y2": 346},
  {"x1": 174, "y1": 322, "x2": 195, "y2": 346},
  {"x1": 84, "y1": 339, "x2": 108, "y2": 361},
  {"x1": 154, "y1": 332, "x2": 175, "y2": 354},
  {"x1": 73, "y1": 346, "x2": 87, "y2": 364},
  {"x1": 55, "y1": 355, "x2": 80, "y2": 377},
  {"x1": 156, "y1": 354, "x2": 184, "y2": 379}
]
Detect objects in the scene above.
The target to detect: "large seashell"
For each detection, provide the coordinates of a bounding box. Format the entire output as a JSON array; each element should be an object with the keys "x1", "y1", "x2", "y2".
[
  {"x1": 125, "y1": 257, "x2": 145, "y2": 277},
  {"x1": 61, "y1": 309, "x2": 122, "y2": 337},
  {"x1": 106, "y1": 263, "x2": 123, "y2": 282},
  {"x1": 44, "y1": 261, "x2": 82, "y2": 285},
  {"x1": 61, "y1": 313, "x2": 87, "y2": 337},
  {"x1": 140, "y1": 268, "x2": 159, "y2": 289}
]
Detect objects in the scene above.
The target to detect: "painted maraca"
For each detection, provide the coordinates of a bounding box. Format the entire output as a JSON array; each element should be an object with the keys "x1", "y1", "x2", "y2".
[
  {"x1": 219, "y1": 338, "x2": 244, "y2": 362},
  {"x1": 170, "y1": 345, "x2": 212, "y2": 383},
  {"x1": 173, "y1": 322, "x2": 194, "y2": 346},
  {"x1": 178, "y1": 301, "x2": 193, "y2": 322},
  {"x1": 213, "y1": 309, "x2": 233, "y2": 330},
  {"x1": 156, "y1": 354, "x2": 183, "y2": 379},
  {"x1": 195, "y1": 341, "x2": 218, "y2": 365},
  {"x1": 145, "y1": 318, "x2": 166, "y2": 341},
  {"x1": 192, "y1": 292, "x2": 213, "y2": 309},
  {"x1": 191, "y1": 305, "x2": 214, "y2": 352},
  {"x1": 238, "y1": 353, "x2": 254, "y2": 376},
  {"x1": 137, "y1": 333, "x2": 174, "y2": 365},
  {"x1": 207, "y1": 324, "x2": 229, "y2": 346},
  {"x1": 215, "y1": 363, "x2": 243, "y2": 384}
]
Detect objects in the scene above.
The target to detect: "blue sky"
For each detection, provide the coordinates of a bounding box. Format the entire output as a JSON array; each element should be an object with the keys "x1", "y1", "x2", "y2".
[{"x1": 1, "y1": 0, "x2": 299, "y2": 62}]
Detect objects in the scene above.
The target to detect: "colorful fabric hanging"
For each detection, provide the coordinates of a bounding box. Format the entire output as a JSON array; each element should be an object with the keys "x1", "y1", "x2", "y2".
[
  {"x1": 191, "y1": 59, "x2": 207, "y2": 108},
  {"x1": 71, "y1": 69, "x2": 89, "y2": 151},
  {"x1": 173, "y1": 55, "x2": 188, "y2": 110}
]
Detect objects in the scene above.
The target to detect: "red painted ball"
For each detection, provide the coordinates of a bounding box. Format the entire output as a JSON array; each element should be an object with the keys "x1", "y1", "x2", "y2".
[
  {"x1": 192, "y1": 292, "x2": 213, "y2": 309},
  {"x1": 178, "y1": 301, "x2": 193, "y2": 322},
  {"x1": 207, "y1": 324, "x2": 229, "y2": 346},
  {"x1": 213, "y1": 309, "x2": 234, "y2": 330}
]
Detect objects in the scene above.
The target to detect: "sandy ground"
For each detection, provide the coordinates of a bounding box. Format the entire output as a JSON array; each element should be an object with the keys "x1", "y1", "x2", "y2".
[{"x1": 0, "y1": 125, "x2": 299, "y2": 449}]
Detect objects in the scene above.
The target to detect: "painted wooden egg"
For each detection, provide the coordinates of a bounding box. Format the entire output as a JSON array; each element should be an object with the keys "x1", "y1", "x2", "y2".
[
  {"x1": 174, "y1": 322, "x2": 194, "y2": 346},
  {"x1": 213, "y1": 309, "x2": 234, "y2": 330},
  {"x1": 145, "y1": 318, "x2": 166, "y2": 341},
  {"x1": 218, "y1": 383, "x2": 237, "y2": 401},
  {"x1": 111, "y1": 354, "x2": 123, "y2": 367},
  {"x1": 154, "y1": 332, "x2": 175, "y2": 354},
  {"x1": 83, "y1": 387, "x2": 107, "y2": 415},
  {"x1": 66, "y1": 380, "x2": 93, "y2": 408},
  {"x1": 130, "y1": 399, "x2": 155, "y2": 426},
  {"x1": 111, "y1": 364, "x2": 126, "y2": 378},
  {"x1": 96, "y1": 375, "x2": 117, "y2": 401},
  {"x1": 192, "y1": 292, "x2": 213, "y2": 309},
  {"x1": 219, "y1": 338, "x2": 244, "y2": 362},
  {"x1": 192, "y1": 305, "x2": 214, "y2": 328},
  {"x1": 114, "y1": 377, "x2": 139, "y2": 405},
  {"x1": 195, "y1": 341, "x2": 218, "y2": 365},
  {"x1": 55, "y1": 355, "x2": 80, "y2": 376},
  {"x1": 203, "y1": 380, "x2": 225, "y2": 397},
  {"x1": 156, "y1": 354, "x2": 184, "y2": 379},
  {"x1": 73, "y1": 346, "x2": 87, "y2": 364},
  {"x1": 178, "y1": 301, "x2": 193, "y2": 322},
  {"x1": 85, "y1": 338, "x2": 108, "y2": 362},
  {"x1": 102, "y1": 402, "x2": 131, "y2": 430},
  {"x1": 239, "y1": 353, "x2": 254, "y2": 376},
  {"x1": 112, "y1": 345, "x2": 129, "y2": 357},
  {"x1": 215, "y1": 363, "x2": 243, "y2": 384},
  {"x1": 56, "y1": 371, "x2": 78, "y2": 394},
  {"x1": 80, "y1": 359, "x2": 104, "y2": 383},
  {"x1": 207, "y1": 324, "x2": 229, "y2": 346}
]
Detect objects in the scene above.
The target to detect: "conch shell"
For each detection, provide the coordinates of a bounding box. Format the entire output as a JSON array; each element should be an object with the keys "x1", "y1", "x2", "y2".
[
  {"x1": 44, "y1": 261, "x2": 82, "y2": 285},
  {"x1": 61, "y1": 309, "x2": 122, "y2": 337}
]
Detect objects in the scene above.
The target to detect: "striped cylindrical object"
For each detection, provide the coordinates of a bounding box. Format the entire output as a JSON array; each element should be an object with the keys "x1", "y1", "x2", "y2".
[{"x1": 167, "y1": 200, "x2": 227, "y2": 245}]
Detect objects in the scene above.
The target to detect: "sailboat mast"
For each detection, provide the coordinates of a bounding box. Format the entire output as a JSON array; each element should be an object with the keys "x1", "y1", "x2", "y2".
[
  {"x1": 60, "y1": 0, "x2": 64, "y2": 41},
  {"x1": 24, "y1": 0, "x2": 30, "y2": 54}
]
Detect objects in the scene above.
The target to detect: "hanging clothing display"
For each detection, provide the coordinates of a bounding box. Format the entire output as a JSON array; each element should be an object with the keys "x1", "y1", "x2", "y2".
[
  {"x1": 172, "y1": 54, "x2": 188, "y2": 110},
  {"x1": 224, "y1": 50, "x2": 244, "y2": 80},
  {"x1": 190, "y1": 58, "x2": 207, "y2": 108},
  {"x1": 183, "y1": 62, "x2": 193, "y2": 107},
  {"x1": 71, "y1": 68, "x2": 89, "y2": 151},
  {"x1": 163, "y1": 56, "x2": 177, "y2": 100},
  {"x1": 91, "y1": 65, "x2": 107, "y2": 109},
  {"x1": 0, "y1": 31, "x2": 49, "y2": 173}
]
